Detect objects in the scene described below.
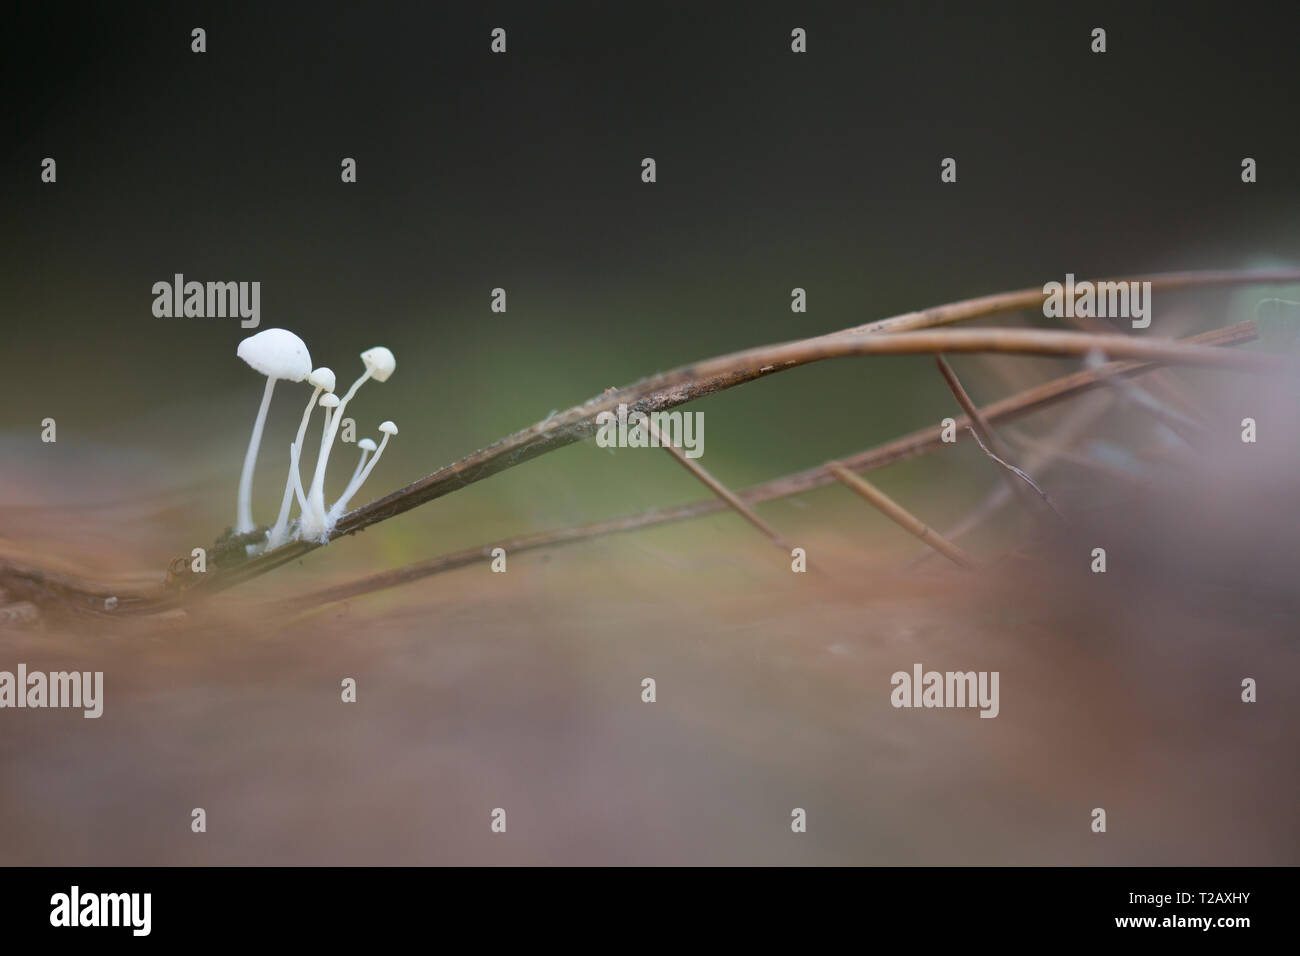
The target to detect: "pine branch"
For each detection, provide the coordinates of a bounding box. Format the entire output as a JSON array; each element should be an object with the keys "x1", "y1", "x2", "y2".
[{"x1": 259, "y1": 321, "x2": 1258, "y2": 613}]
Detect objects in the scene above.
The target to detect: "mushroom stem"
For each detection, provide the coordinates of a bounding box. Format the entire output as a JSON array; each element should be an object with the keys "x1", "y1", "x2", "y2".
[
  {"x1": 236, "y1": 376, "x2": 277, "y2": 533},
  {"x1": 310, "y1": 371, "x2": 370, "y2": 488},
  {"x1": 266, "y1": 443, "x2": 300, "y2": 551},
  {"x1": 318, "y1": 401, "x2": 336, "y2": 456},
  {"x1": 320, "y1": 404, "x2": 334, "y2": 454},
  {"x1": 291, "y1": 442, "x2": 308, "y2": 511},
  {"x1": 300, "y1": 396, "x2": 343, "y2": 541},
  {"x1": 306, "y1": 370, "x2": 371, "y2": 535},
  {"x1": 347, "y1": 444, "x2": 373, "y2": 490},
  {"x1": 328, "y1": 431, "x2": 389, "y2": 522},
  {"x1": 338, "y1": 370, "x2": 372, "y2": 408},
  {"x1": 266, "y1": 385, "x2": 323, "y2": 549},
  {"x1": 306, "y1": 406, "x2": 334, "y2": 517},
  {"x1": 301, "y1": 348, "x2": 393, "y2": 543}
]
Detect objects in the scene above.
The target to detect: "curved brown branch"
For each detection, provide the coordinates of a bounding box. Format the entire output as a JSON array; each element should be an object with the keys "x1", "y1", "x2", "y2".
[
  {"x1": 11, "y1": 268, "x2": 1292, "y2": 617},
  {"x1": 196, "y1": 313, "x2": 1286, "y2": 602},
  {"x1": 261, "y1": 320, "x2": 1258, "y2": 614},
  {"x1": 27, "y1": 267, "x2": 1284, "y2": 612},
  {"x1": 206, "y1": 322, "x2": 1286, "y2": 596}
]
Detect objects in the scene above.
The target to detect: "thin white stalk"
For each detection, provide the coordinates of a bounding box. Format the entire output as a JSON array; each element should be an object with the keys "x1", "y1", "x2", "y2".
[
  {"x1": 329, "y1": 432, "x2": 389, "y2": 522},
  {"x1": 306, "y1": 370, "x2": 371, "y2": 538},
  {"x1": 317, "y1": 403, "x2": 334, "y2": 455},
  {"x1": 266, "y1": 386, "x2": 323, "y2": 549},
  {"x1": 236, "y1": 376, "x2": 276, "y2": 533},
  {"x1": 291, "y1": 443, "x2": 308, "y2": 512},
  {"x1": 345, "y1": 445, "x2": 372, "y2": 492},
  {"x1": 299, "y1": 405, "x2": 333, "y2": 540},
  {"x1": 266, "y1": 444, "x2": 299, "y2": 551},
  {"x1": 320, "y1": 371, "x2": 369, "y2": 457}
]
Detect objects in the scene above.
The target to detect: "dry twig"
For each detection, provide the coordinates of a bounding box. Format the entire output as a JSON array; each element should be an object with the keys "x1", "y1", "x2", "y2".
[
  {"x1": 964, "y1": 427, "x2": 1064, "y2": 520},
  {"x1": 5, "y1": 270, "x2": 1283, "y2": 616},
  {"x1": 200, "y1": 322, "x2": 1284, "y2": 598},
  {"x1": 934, "y1": 354, "x2": 1052, "y2": 516},
  {"x1": 258, "y1": 321, "x2": 1258, "y2": 613},
  {"x1": 827, "y1": 462, "x2": 975, "y2": 569},
  {"x1": 641, "y1": 415, "x2": 792, "y2": 553}
]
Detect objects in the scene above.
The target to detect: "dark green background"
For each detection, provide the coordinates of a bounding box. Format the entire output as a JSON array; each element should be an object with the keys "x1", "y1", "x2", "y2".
[{"x1": 4, "y1": 1, "x2": 1299, "y2": 551}]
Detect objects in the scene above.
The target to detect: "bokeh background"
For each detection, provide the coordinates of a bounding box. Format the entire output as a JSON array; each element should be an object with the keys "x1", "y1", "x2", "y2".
[{"x1": 2, "y1": 1, "x2": 1298, "y2": 864}]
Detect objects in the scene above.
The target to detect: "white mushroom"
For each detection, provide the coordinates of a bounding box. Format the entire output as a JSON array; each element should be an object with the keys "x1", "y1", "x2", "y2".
[
  {"x1": 317, "y1": 391, "x2": 341, "y2": 430},
  {"x1": 300, "y1": 392, "x2": 341, "y2": 511},
  {"x1": 329, "y1": 422, "x2": 397, "y2": 522},
  {"x1": 297, "y1": 393, "x2": 341, "y2": 539},
  {"x1": 344, "y1": 347, "x2": 397, "y2": 404},
  {"x1": 306, "y1": 347, "x2": 395, "y2": 540},
  {"x1": 326, "y1": 437, "x2": 377, "y2": 522},
  {"x1": 265, "y1": 367, "x2": 335, "y2": 551},
  {"x1": 235, "y1": 329, "x2": 311, "y2": 534},
  {"x1": 349, "y1": 438, "x2": 378, "y2": 488}
]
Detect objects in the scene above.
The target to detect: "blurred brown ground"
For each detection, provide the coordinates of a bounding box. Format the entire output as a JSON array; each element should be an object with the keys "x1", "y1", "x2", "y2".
[{"x1": 2, "y1": 371, "x2": 1296, "y2": 865}]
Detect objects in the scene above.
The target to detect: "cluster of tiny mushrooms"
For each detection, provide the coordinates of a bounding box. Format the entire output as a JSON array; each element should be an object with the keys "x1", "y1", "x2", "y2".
[{"x1": 234, "y1": 328, "x2": 397, "y2": 550}]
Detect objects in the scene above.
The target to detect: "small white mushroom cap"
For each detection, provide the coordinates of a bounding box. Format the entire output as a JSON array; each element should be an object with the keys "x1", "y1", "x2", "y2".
[
  {"x1": 237, "y1": 329, "x2": 311, "y2": 382},
  {"x1": 326, "y1": 419, "x2": 398, "y2": 524},
  {"x1": 307, "y1": 367, "x2": 336, "y2": 392},
  {"x1": 360, "y1": 347, "x2": 396, "y2": 382},
  {"x1": 234, "y1": 328, "x2": 312, "y2": 534},
  {"x1": 319, "y1": 393, "x2": 340, "y2": 409}
]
